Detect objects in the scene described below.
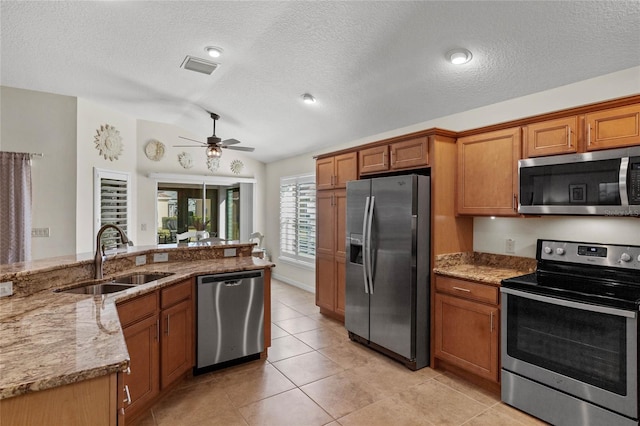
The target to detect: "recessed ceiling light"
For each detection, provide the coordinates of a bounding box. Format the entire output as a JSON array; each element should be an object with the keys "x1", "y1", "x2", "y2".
[
  {"x1": 205, "y1": 46, "x2": 223, "y2": 58},
  {"x1": 302, "y1": 93, "x2": 316, "y2": 104},
  {"x1": 447, "y1": 48, "x2": 473, "y2": 65}
]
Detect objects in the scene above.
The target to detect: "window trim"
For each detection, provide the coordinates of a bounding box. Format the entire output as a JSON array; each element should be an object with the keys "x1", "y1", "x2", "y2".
[{"x1": 279, "y1": 173, "x2": 316, "y2": 264}]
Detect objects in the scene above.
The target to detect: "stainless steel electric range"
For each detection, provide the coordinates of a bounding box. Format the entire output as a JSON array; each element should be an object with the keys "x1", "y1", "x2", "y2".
[{"x1": 501, "y1": 239, "x2": 640, "y2": 426}]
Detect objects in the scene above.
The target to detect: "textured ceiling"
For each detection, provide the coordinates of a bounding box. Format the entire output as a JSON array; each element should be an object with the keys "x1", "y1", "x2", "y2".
[{"x1": 2, "y1": 1, "x2": 639, "y2": 163}]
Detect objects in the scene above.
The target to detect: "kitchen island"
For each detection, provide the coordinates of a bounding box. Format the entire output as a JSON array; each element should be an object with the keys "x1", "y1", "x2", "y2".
[{"x1": 0, "y1": 242, "x2": 273, "y2": 424}]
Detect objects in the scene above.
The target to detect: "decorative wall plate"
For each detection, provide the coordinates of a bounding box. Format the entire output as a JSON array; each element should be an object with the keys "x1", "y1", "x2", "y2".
[
  {"x1": 144, "y1": 139, "x2": 165, "y2": 161},
  {"x1": 230, "y1": 159, "x2": 244, "y2": 175},
  {"x1": 207, "y1": 157, "x2": 220, "y2": 173},
  {"x1": 94, "y1": 124, "x2": 123, "y2": 161},
  {"x1": 178, "y1": 152, "x2": 194, "y2": 169}
]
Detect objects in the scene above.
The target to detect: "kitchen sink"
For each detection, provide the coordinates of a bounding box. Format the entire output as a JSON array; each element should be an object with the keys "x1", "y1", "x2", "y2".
[
  {"x1": 111, "y1": 272, "x2": 174, "y2": 284},
  {"x1": 56, "y1": 283, "x2": 135, "y2": 295}
]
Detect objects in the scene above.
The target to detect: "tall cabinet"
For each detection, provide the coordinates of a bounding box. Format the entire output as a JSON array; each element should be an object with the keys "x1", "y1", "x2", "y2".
[{"x1": 315, "y1": 152, "x2": 357, "y2": 320}]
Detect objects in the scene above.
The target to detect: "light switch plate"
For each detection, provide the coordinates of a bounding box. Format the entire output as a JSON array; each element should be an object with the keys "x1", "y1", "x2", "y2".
[
  {"x1": 153, "y1": 252, "x2": 169, "y2": 262},
  {"x1": 224, "y1": 248, "x2": 237, "y2": 257},
  {"x1": 135, "y1": 255, "x2": 147, "y2": 266},
  {"x1": 0, "y1": 281, "x2": 13, "y2": 298}
]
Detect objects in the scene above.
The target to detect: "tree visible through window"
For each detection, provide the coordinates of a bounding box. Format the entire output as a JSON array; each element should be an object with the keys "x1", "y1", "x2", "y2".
[{"x1": 280, "y1": 174, "x2": 316, "y2": 263}]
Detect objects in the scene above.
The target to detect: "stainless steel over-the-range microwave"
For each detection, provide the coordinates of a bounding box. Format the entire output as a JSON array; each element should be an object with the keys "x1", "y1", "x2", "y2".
[{"x1": 518, "y1": 146, "x2": 640, "y2": 216}]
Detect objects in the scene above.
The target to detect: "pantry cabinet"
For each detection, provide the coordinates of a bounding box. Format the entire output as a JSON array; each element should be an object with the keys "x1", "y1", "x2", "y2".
[
  {"x1": 316, "y1": 152, "x2": 358, "y2": 190},
  {"x1": 585, "y1": 103, "x2": 640, "y2": 151},
  {"x1": 315, "y1": 189, "x2": 347, "y2": 319},
  {"x1": 434, "y1": 275, "x2": 500, "y2": 383},
  {"x1": 457, "y1": 127, "x2": 521, "y2": 216},
  {"x1": 359, "y1": 136, "x2": 429, "y2": 176}
]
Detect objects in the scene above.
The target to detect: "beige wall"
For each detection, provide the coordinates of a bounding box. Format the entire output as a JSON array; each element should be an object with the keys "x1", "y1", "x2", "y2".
[
  {"x1": 264, "y1": 66, "x2": 640, "y2": 289},
  {"x1": 0, "y1": 87, "x2": 77, "y2": 260}
]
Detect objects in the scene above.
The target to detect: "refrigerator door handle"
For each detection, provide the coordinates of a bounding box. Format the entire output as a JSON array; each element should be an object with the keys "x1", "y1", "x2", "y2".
[
  {"x1": 362, "y1": 196, "x2": 371, "y2": 294},
  {"x1": 366, "y1": 196, "x2": 375, "y2": 294}
]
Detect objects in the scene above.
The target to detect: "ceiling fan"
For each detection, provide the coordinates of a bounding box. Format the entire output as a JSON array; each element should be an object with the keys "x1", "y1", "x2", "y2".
[{"x1": 175, "y1": 112, "x2": 254, "y2": 158}]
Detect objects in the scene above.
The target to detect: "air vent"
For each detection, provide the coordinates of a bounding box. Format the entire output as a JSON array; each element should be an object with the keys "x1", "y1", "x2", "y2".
[{"x1": 180, "y1": 56, "x2": 219, "y2": 75}]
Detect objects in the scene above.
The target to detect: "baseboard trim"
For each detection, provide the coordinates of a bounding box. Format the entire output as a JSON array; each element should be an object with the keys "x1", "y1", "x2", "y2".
[{"x1": 272, "y1": 273, "x2": 315, "y2": 294}]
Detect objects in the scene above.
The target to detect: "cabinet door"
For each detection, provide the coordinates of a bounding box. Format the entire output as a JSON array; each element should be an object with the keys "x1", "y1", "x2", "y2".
[
  {"x1": 335, "y1": 256, "x2": 346, "y2": 317},
  {"x1": 586, "y1": 104, "x2": 640, "y2": 151},
  {"x1": 334, "y1": 152, "x2": 358, "y2": 188},
  {"x1": 524, "y1": 116, "x2": 578, "y2": 157},
  {"x1": 122, "y1": 314, "x2": 159, "y2": 418},
  {"x1": 359, "y1": 145, "x2": 389, "y2": 175},
  {"x1": 161, "y1": 299, "x2": 193, "y2": 389},
  {"x1": 434, "y1": 293, "x2": 499, "y2": 382},
  {"x1": 316, "y1": 157, "x2": 335, "y2": 190},
  {"x1": 316, "y1": 191, "x2": 336, "y2": 257},
  {"x1": 390, "y1": 137, "x2": 429, "y2": 170},
  {"x1": 457, "y1": 127, "x2": 521, "y2": 216},
  {"x1": 316, "y1": 253, "x2": 336, "y2": 311}
]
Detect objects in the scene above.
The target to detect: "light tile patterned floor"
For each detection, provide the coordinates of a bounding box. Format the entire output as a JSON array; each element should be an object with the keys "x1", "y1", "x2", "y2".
[{"x1": 132, "y1": 279, "x2": 546, "y2": 426}]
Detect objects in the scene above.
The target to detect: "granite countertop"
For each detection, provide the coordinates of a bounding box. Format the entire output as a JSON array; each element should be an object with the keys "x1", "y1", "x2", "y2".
[
  {"x1": 0, "y1": 251, "x2": 272, "y2": 400},
  {"x1": 433, "y1": 252, "x2": 536, "y2": 286}
]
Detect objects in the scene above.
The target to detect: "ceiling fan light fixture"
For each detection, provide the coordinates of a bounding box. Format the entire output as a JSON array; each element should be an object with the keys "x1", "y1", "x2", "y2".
[
  {"x1": 205, "y1": 46, "x2": 224, "y2": 58},
  {"x1": 302, "y1": 93, "x2": 316, "y2": 104},
  {"x1": 206, "y1": 145, "x2": 222, "y2": 158},
  {"x1": 447, "y1": 48, "x2": 473, "y2": 65}
]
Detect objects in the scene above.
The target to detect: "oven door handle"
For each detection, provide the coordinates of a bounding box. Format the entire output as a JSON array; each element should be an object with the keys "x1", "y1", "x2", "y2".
[{"x1": 500, "y1": 287, "x2": 638, "y2": 318}]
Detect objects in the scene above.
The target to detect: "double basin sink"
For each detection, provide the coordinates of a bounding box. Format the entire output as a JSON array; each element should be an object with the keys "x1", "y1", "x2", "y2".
[{"x1": 55, "y1": 272, "x2": 174, "y2": 295}]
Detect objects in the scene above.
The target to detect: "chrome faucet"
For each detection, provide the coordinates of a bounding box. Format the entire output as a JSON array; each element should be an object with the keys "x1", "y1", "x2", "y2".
[{"x1": 94, "y1": 224, "x2": 133, "y2": 279}]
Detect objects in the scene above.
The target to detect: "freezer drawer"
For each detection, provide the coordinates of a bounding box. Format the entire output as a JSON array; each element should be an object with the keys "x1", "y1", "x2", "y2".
[{"x1": 196, "y1": 270, "x2": 264, "y2": 372}]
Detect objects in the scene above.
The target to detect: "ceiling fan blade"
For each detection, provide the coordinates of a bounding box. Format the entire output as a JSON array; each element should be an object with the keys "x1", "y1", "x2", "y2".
[
  {"x1": 221, "y1": 138, "x2": 241, "y2": 146},
  {"x1": 178, "y1": 135, "x2": 206, "y2": 145},
  {"x1": 173, "y1": 145, "x2": 204, "y2": 148},
  {"x1": 225, "y1": 145, "x2": 255, "y2": 152}
]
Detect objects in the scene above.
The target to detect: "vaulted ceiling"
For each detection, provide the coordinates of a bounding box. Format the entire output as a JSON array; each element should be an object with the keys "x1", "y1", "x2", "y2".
[{"x1": 2, "y1": 1, "x2": 639, "y2": 162}]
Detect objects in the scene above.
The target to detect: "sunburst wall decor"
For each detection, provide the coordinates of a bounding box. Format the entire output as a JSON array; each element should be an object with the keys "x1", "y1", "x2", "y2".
[{"x1": 94, "y1": 124, "x2": 123, "y2": 161}]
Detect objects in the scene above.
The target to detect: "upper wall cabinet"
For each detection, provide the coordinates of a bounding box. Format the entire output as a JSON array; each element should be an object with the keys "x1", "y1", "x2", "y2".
[
  {"x1": 585, "y1": 104, "x2": 640, "y2": 151},
  {"x1": 316, "y1": 152, "x2": 358, "y2": 191},
  {"x1": 359, "y1": 137, "x2": 429, "y2": 176},
  {"x1": 457, "y1": 127, "x2": 521, "y2": 216},
  {"x1": 524, "y1": 116, "x2": 579, "y2": 158}
]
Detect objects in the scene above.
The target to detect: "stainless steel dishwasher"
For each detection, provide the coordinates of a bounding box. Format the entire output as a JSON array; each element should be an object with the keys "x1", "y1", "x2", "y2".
[{"x1": 195, "y1": 270, "x2": 264, "y2": 374}]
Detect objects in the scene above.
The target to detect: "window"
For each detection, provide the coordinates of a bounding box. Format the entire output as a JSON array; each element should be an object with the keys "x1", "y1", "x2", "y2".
[
  {"x1": 94, "y1": 168, "x2": 131, "y2": 250},
  {"x1": 280, "y1": 174, "x2": 316, "y2": 264}
]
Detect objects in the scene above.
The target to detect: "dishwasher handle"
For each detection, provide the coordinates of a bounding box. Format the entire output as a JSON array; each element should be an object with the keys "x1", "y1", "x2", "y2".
[{"x1": 198, "y1": 270, "x2": 263, "y2": 284}]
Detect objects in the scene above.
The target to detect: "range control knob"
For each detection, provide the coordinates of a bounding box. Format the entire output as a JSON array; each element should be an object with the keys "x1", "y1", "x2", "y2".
[
  {"x1": 556, "y1": 248, "x2": 565, "y2": 255},
  {"x1": 544, "y1": 247, "x2": 553, "y2": 254},
  {"x1": 620, "y1": 253, "x2": 632, "y2": 262}
]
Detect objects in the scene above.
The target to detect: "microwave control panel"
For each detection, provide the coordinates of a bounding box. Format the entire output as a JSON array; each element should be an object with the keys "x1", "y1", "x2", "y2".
[{"x1": 629, "y1": 157, "x2": 640, "y2": 204}]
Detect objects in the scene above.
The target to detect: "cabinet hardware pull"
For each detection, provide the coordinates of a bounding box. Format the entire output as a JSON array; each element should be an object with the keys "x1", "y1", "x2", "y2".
[
  {"x1": 124, "y1": 385, "x2": 132, "y2": 405},
  {"x1": 452, "y1": 286, "x2": 471, "y2": 292},
  {"x1": 166, "y1": 314, "x2": 170, "y2": 335},
  {"x1": 490, "y1": 311, "x2": 494, "y2": 332},
  {"x1": 568, "y1": 128, "x2": 572, "y2": 147},
  {"x1": 125, "y1": 366, "x2": 131, "y2": 375},
  {"x1": 155, "y1": 318, "x2": 159, "y2": 342},
  {"x1": 513, "y1": 194, "x2": 518, "y2": 211},
  {"x1": 588, "y1": 125, "x2": 591, "y2": 145}
]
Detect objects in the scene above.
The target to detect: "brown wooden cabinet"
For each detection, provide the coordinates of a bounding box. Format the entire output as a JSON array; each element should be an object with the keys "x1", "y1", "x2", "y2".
[
  {"x1": 315, "y1": 189, "x2": 347, "y2": 320},
  {"x1": 160, "y1": 279, "x2": 193, "y2": 389},
  {"x1": 524, "y1": 116, "x2": 578, "y2": 157},
  {"x1": 434, "y1": 275, "x2": 499, "y2": 383},
  {"x1": 457, "y1": 127, "x2": 521, "y2": 216},
  {"x1": 359, "y1": 137, "x2": 429, "y2": 176},
  {"x1": 316, "y1": 152, "x2": 358, "y2": 190},
  {"x1": 586, "y1": 103, "x2": 640, "y2": 151}
]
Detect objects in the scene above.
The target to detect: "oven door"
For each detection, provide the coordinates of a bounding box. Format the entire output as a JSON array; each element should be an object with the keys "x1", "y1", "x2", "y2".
[{"x1": 501, "y1": 287, "x2": 638, "y2": 419}]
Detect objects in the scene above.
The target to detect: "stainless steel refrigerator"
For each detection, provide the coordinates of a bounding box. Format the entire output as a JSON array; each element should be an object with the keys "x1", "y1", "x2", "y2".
[{"x1": 345, "y1": 174, "x2": 430, "y2": 370}]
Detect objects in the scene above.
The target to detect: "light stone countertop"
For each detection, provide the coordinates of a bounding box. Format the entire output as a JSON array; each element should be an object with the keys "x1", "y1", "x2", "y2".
[
  {"x1": 0, "y1": 247, "x2": 272, "y2": 400},
  {"x1": 433, "y1": 252, "x2": 537, "y2": 286}
]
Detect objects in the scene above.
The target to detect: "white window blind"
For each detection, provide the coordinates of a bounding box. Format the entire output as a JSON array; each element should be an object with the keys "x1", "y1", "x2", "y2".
[
  {"x1": 94, "y1": 168, "x2": 131, "y2": 251},
  {"x1": 280, "y1": 174, "x2": 316, "y2": 263}
]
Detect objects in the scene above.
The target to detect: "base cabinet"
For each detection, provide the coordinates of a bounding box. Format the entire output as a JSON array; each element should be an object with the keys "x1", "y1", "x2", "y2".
[
  {"x1": 434, "y1": 276, "x2": 500, "y2": 383},
  {"x1": 160, "y1": 295, "x2": 193, "y2": 389}
]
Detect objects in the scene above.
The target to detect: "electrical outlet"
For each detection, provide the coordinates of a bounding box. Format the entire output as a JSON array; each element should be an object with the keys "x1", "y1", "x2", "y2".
[
  {"x1": 153, "y1": 252, "x2": 168, "y2": 262},
  {"x1": 135, "y1": 255, "x2": 147, "y2": 266},
  {"x1": 141, "y1": 223, "x2": 147, "y2": 231},
  {"x1": 0, "y1": 281, "x2": 14, "y2": 298},
  {"x1": 31, "y1": 227, "x2": 50, "y2": 238},
  {"x1": 505, "y1": 238, "x2": 516, "y2": 254},
  {"x1": 224, "y1": 248, "x2": 237, "y2": 257}
]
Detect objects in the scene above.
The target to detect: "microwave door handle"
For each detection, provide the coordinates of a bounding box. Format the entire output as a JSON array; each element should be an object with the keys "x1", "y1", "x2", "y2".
[
  {"x1": 620, "y1": 157, "x2": 630, "y2": 207},
  {"x1": 362, "y1": 196, "x2": 370, "y2": 294},
  {"x1": 366, "y1": 196, "x2": 375, "y2": 294}
]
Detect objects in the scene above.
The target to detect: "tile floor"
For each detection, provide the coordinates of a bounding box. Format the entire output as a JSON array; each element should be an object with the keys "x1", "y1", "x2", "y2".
[{"x1": 132, "y1": 279, "x2": 546, "y2": 426}]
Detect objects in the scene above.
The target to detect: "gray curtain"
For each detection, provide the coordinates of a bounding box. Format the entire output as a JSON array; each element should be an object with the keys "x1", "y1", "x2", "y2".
[{"x1": 0, "y1": 152, "x2": 32, "y2": 264}]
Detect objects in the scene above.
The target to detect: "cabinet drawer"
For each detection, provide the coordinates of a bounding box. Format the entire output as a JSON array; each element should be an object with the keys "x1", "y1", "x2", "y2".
[
  {"x1": 161, "y1": 279, "x2": 193, "y2": 309},
  {"x1": 435, "y1": 276, "x2": 498, "y2": 305},
  {"x1": 117, "y1": 292, "x2": 158, "y2": 328}
]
